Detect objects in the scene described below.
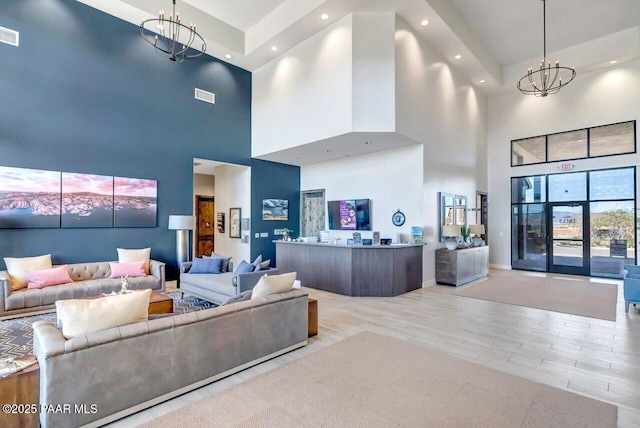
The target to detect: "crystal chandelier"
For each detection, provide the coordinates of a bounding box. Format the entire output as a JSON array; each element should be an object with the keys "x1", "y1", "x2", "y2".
[
  {"x1": 517, "y1": 0, "x2": 576, "y2": 97},
  {"x1": 139, "y1": 0, "x2": 206, "y2": 62}
]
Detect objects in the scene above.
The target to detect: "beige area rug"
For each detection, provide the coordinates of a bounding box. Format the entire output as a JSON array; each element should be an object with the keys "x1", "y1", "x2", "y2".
[
  {"x1": 453, "y1": 272, "x2": 618, "y2": 321},
  {"x1": 142, "y1": 332, "x2": 617, "y2": 428}
]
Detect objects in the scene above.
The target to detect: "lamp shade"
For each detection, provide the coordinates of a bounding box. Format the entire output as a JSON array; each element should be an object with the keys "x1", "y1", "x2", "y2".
[
  {"x1": 442, "y1": 225, "x2": 461, "y2": 237},
  {"x1": 168, "y1": 215, "x2": 194, "y2": 230},
  {"x1": 469, "y1": 224, "x2": 485, "y2": 235}
]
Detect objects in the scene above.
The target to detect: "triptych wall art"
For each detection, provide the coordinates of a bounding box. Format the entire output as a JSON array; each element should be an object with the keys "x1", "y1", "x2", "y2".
[{"x1": 0, "y1": 166, "x2": 157, "y2": 229}]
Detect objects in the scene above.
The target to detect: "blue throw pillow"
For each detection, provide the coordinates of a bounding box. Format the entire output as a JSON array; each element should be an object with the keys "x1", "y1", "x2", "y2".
[
  {"x1": 234, "y1": 260, "x2": 253, "y2": 275},
  {"x1": 189, "y1": 257, "x2": 223, "y2": 274}
]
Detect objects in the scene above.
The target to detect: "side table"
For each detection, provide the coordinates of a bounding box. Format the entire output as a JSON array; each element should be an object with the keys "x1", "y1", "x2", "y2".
[
  {"x1": 0, "y1": 355, "x2": 39, "y2": 428},
  {"x1": 308, "y1": 298, "x2": 318, "y2": 337}
]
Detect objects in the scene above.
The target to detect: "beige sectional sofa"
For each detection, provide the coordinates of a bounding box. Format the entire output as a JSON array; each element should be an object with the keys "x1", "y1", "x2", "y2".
[
  {"x1": 0, "y1": 260, "x2": 165, "y2": 318},
  {"x1": 33, "y1": 289, "x2": 308, "y2": 428}
]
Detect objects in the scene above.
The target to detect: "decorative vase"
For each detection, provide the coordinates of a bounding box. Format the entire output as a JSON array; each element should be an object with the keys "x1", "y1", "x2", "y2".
[{"x1": 472, "y1": 236, "x2": 483, "y2": 247}]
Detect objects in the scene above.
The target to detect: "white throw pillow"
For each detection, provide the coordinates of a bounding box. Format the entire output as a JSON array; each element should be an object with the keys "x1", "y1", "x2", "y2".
[
  {"x1": 117, "y1": 247, "x2": 151, "y2": 274},
  {"x1": 56, "y1": 289, "x2": 151, "y2": 339},
  {"x1": 252, "y1": 272, "x2": 297, "y2": 299},
  {"x1": 4, "y1": 254, "x2": 53, "y2": 291}
]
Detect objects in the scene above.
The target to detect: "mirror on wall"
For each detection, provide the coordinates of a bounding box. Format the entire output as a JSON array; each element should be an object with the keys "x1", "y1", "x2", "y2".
[{"x1": 439, "y1": 192, "x2": 467, "y2": 242}]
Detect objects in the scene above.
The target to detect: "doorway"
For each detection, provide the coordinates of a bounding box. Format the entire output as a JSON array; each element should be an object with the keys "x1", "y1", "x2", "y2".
[
  {"x1": 548, "y1": 202, "x2": 589, "y2": 276},
  {"x1": 195, "y1": 196, "x2": 214, "y2": 257},
  {"x1": 476, "y1": 191, "x2": 488, "y2": 244}
]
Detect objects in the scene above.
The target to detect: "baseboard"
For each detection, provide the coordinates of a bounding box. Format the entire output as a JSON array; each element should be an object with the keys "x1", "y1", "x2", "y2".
[
  {"x1": 489, "y1": 264, "x2": 511, "y2": 270},
  {"x1": 81, "y1": 340, "x2": 308, "y2": 428},
  {"x1": 422, "y1": 279, "x2": 436, "y2": 287}
]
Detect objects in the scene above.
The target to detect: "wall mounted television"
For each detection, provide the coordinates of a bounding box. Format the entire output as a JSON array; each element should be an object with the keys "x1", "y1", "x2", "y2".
[{"x1": 327, "y1": 199, "x2": 371, "y2": 230}]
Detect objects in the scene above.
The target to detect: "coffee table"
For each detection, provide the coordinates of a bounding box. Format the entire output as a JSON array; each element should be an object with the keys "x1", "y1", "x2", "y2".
[{"x1": 0, "y1": 355, "x2": 39, "y2": 428}]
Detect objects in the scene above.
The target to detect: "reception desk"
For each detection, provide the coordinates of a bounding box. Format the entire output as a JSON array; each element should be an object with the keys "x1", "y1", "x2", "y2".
[{"x1": 275, "y1": 241, "x2": 424, "y2": 297}]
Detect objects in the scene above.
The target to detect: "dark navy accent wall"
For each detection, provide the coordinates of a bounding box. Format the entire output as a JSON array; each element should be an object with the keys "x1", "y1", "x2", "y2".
[
  {"x1": 0, "y1": 0, "x2": 251, "y2": 276},
  {"x1": 251, "y1": 160, "x2": 300, "y2": 265}
]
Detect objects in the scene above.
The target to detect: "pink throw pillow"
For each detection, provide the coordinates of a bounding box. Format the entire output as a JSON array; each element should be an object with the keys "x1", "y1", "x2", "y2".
[
  {"x1": 109, "y1": 261, "x2": 147, "y2": 278},
  {"x1": 26, "y1": 265, "x2": 73, "y2": 289}
]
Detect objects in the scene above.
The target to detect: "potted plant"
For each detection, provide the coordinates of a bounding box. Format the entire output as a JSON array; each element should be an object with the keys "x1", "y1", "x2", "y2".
[
  {"x1": 282, "y1": 228, "x2": 294, "y2": 241},
  {"x1": 460, "y1": 224, "x2": 471, "y2": 247}
]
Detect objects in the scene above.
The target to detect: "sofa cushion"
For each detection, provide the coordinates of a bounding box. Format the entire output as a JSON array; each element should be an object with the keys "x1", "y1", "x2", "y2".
[
  {"x1": 252, "y1": 272, "x2": 296, "y2": 299},
  {"x1": 109, "y1": 261, "x2": 147, "y2": 278},
  {"x1": 4, "y1": 254, "x2": 53, "y2": 291},
  {"x1": 259, "y1": 259, "x2": 272, "y2": 269},
  {"x1": 205, "y1": 253, "x2": 232, "y2": 273},
  {"x1": 190, "y1": 257, "x2": 223, "y2": 274},
  {"x1": 181, "y1": 272, "x2": 236, "y2": 295},
  {"x1": 231, "y1": 260, "x2": 254, "y2": 286},
  {"x1": 251, "y1": 254, "x2": 263, "y2": 269},
  {"x1": 117, "y1": 248, "x2": 151, "y2": 274},
  {"x1": 56, "y1": 289, "x2": 151, "y2": 339},
  {"x1": 26, "y1": 265, "x2": 73, "y2": 289}
]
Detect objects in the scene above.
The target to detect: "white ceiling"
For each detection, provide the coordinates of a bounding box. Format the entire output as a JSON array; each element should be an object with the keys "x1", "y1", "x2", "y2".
[
  {"x1": 80, "y1": 0, "x2": 640, "y2": 95},
  {"x1": 77, "y1": 0, "x2": 640, "y2": 166}
]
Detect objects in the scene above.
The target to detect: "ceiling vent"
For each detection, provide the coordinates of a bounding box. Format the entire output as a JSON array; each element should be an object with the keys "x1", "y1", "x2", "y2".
[
  {"x1": 194, "y1": 88, "x2": 215, "y2": 105},
  {"x1": 0, "y1": 26, "x2": 19, "y2": 47}
]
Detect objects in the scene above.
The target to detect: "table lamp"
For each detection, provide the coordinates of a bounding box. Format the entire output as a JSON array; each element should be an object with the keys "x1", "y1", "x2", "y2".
[
  {"x1": 442, "y1": 225, "x2": 461, "y2": 251},
  {"x1": 470, "y1": 224, "x2": 485, "y2": 247}
]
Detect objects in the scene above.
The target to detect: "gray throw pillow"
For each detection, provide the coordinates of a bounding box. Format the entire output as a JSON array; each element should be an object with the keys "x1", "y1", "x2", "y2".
[
  {"x1": 251, "y1": 254, "x2": 263, "y2": 269},
  {"x1": 259, "y1": 259, "x2": 271, "y2": 269},
  {"x1": 222, "y1": 290, "x2": 252, "y2": 306}
]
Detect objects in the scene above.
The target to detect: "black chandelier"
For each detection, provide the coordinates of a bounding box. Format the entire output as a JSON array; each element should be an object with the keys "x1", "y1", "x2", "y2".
[
  {"x1": 139, "y1": 0, "x2": 206, "y2": 62},
  {"x1": 517, "y1": 0, "x2": 576, "y2": 97}
]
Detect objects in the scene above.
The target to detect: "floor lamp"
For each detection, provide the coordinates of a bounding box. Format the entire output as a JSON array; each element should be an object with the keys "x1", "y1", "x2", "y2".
[{"x1": 168, "y1": 215, "x2": 194, "y2": 271}]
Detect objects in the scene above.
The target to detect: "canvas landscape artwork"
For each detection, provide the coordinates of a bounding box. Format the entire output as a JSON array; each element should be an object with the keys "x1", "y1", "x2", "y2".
[
  {"x1": 114, "y1": 177, "x2": 157, "y2": 228},
  {"x1": 0, "y1": 166, "x2": 157, "y2": 228},
  {"x1": 62, "y1": 173, "x2": 114, "y2": 228},
  {"x1": 0, "y1": 166, "x2": 61, "y2": 228},
  {"x1": 262, "y1": 198, "x2": 288, "y2": 220}
]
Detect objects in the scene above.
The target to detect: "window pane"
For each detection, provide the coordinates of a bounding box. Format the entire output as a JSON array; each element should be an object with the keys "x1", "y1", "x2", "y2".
[
  {"x1": 512, "y1": 136, "x2": 546, "y2": 165},
  {"x1": 590, "y1": 168, "x2": 635, "y2": 200},
  {"x1": 511, "y1": 176, "x2": 546, "y2": 203},
  {"x1": 590, "y1": 200, "x2": 635, "y2": 278},
  {"x1": 548, "y1": 130, "x2": 587, "y2": 161},
  {"x1": 548, "y1": 172, "x2": 587, "y2": 202},
  {"x1": 590, "y1": 122, "x2": 635, "y2": 157},
  {"x1": 512, "y1": 204, "x2": 547, "y2": 271}
]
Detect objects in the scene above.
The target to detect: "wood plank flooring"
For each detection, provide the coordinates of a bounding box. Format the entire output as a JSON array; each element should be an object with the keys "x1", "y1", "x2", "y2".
[{"x1": 108, "y1": 270, "x2": 640, "y2": 427}]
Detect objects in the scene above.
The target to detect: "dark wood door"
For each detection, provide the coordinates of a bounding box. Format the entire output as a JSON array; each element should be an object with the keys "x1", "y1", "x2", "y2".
[{"x1": 195, "y1": 196, "x2": 214, "y2": 257}]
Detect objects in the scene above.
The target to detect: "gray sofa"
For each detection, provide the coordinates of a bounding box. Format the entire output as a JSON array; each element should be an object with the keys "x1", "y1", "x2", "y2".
[
  {"x1": 33, "y1": 289, "x2": 308, "y2": 428},
  {"x1": 180, "y1": 261, "x2": 280, "y2": 304},
  {"x1": 0, "y1": 260, "x2": 165, "y2": 318}
]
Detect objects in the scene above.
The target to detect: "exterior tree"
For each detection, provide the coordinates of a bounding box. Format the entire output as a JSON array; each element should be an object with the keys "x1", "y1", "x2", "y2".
[{"x1": 590, "y1": 209, "x2": 635, "y2": 247}]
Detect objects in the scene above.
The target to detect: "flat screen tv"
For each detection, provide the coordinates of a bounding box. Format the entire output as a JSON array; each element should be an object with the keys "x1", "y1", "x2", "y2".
[{"x1": 327, "y1": 199, "x2": 371, "y2": 230}]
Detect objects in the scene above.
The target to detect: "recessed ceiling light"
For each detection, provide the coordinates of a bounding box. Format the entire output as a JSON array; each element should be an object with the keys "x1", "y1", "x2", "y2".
[
  {"x1": 479, "y1": 79, "x2": 486, "y2": 83},
  {"x1": 365, "y1": 141, "x2": 371, "y2": 145},
  {"x1": 271, "y1": 46, "x2": 278, "y2": 52},
  {"x1": 610, "y1": 60, "x2": 618, "y2": 65},
  {"x1": 294, "y1": 156, "x2": 301, "y2": 160},
  {"x1": 454, "y1": 55, "x2": 462, "y2": 60},
  {"x1": 421, "y1": 19, "x2": 429, "y2": 26},
  {"x1": 326, "y1": 150, "x2": 331, "y2": 153},
  {"x1": 321, "y1": 13, "x2": 329, "y2": 20},
  {"x1": 225, "y1": 54, "x2": 232, "y2": 59}
]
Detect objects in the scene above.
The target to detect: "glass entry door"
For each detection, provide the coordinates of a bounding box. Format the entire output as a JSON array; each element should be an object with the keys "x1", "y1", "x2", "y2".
[{"x1": 549, "y1": 202, "x2": 589, "y2": 275}]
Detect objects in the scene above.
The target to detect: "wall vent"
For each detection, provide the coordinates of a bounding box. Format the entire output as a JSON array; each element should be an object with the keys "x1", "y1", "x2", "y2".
[
  {"x1": 194, "y1": 88, "x2": 215, "y2": 104},
  {"x1": 0, "y1": 26, "x2": 19, "y2": 47}
]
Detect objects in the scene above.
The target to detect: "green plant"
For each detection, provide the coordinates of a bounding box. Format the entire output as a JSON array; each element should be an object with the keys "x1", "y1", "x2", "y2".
[
  {"x1": 282, "y1": 228, "x2": 294, "y2": 235},
  {"x1": 460, "y1": 224, "x2": 470, "y2": 241}
]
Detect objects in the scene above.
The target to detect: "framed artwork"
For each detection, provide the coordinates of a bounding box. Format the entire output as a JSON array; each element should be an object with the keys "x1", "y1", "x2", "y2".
[
  {"x1": 62, "y1": 172, "x2": 113, "y2": 228},
  {"x1": 262, "y1": 198, "x2": 288, "y2": 220},
  {"x1": 113, "y1": 177, "x2": 157, "y2": 227},
  {"x1": 229, "y1": 207, "x2": 241, "y2": 238},
  {"x1": 0, "y1": 166, "x2": 61, "y2": 228}
]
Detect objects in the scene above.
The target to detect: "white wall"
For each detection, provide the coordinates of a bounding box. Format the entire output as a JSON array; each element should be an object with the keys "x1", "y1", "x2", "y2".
[
  {"x1": 352, "y1": 13, "x2": 396, "y2": 132},
  {"x1": 212, "y1": 164, "x2": 251, "y2": 265},
  {"x1": 394, "y1": 17, "x2": 488, "y2": 283},
  {"x1": 300, "y1": 144, "x2": 423, "y2": 242},
  {"x1": 252, "y1": 15, "x2": 353, "y2": 157},
  {"x1": 487, "y1": 59, "x2": 640, "y2": 269}
]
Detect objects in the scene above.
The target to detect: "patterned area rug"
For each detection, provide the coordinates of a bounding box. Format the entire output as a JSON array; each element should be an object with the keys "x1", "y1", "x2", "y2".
[{"x1": 0, "y1": 291, "x2": 216, "y2": 360}]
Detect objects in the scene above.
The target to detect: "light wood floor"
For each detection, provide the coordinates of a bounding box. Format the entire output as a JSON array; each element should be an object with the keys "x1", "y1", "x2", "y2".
[{"x1": 109, "y1": 270, "x2": 640, "y2": 427}]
